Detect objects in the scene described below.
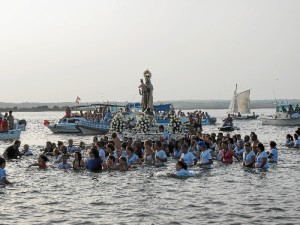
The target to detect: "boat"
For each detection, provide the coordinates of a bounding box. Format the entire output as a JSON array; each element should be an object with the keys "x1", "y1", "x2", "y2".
[
  {"x1": 76, "y1": 120, "x2": 110, "y2": 135},
  {"x1": 218, "y1": 124, "x2": 240, "y2": 132},
  {"x1": 0, "y1": 129, "x2": 21, "y2": 140},
  {"x1": 261, "y1": 101, "x2": 300, "y2": 126},
  {"x1": 44, "y1": 116, "x2": 86, "y2": 134},
  {"x1": 228, "y1": 84, "x2": 259, "y2": 120}
]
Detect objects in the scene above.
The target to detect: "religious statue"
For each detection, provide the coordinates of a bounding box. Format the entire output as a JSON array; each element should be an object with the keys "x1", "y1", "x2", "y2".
[{"x1": 139, "y1": 69, "x2": 154, "y2": 114}]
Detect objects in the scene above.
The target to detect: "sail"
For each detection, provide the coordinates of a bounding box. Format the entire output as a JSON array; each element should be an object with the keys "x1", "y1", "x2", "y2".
[
  {"x1": 228, "y1": 89, "x2": 238, "y2": 114},
  {"x1": 237, "y1": 89, "x2": 251, "y2": 114}
]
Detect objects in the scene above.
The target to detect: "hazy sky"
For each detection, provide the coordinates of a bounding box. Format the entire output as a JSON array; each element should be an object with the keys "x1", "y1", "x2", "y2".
[{"x1": 1, "y1": 0, "x2": 299, "y2": 103}]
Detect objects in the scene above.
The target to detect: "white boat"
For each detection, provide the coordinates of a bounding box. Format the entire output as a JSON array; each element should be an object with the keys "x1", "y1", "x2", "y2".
[
  {"x1": 228, "y1": 84, "x2": 259, "y2": 120},
  {"x1": 76, "y1": 120, "x2": 110, "y2": 135},
  {"x1": 0, "y1": 129, "x2": 21, "y2": 140},
  {"x1": 261, "y1": 101, "x2": 300, "y2": 126},
  {"x1": 44, "y1": 117, "x2": 86, "y2": 134}
]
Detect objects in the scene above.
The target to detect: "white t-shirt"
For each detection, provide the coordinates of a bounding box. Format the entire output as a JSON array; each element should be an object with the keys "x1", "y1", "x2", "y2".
[
  {"x1": 200, "y1": 149, "x2": 212, "y2": 169},
  {"x1": 181, "y1": 152, "x2": 196, "y2": 167}
]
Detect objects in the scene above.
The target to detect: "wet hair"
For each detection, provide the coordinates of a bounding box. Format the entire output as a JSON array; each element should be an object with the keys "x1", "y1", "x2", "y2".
[
  {"x1": 97, "y1": 141, "x2": 105, "y2": 148},
  {"x1": 0, "y1": 157, "x2": 6, "y2": 165},
  {"x1": 119, "y1": 156, "x2": 127, "y2": 164},
  {"x1": 112, "y1": 132, "x2": 117, "y2": 138},
  {"x1": 257, "y1": 143, "x2": 265, "y2": 151},
  {"x1": 177, "y1": 160, "x2": 187, "y2": 170},
  {"x1": 14, "y1": 140, "x2": 21, "y2": 145},
  {"x1": 286, "y1": 134, "x2": 294, "y2": 141},
  {"x1": 270, "y1": 141, "x2": 277, "y2": 148},
  {"x1": 126, "y1": 146, "x2": 134, "y2": 153},
  {"x1": 121, "y1": 142, "x2": 127, "y2": 149},
  {"x1": 91, "y1": 148, "x2": 100, "y2": 158},
  {"x1": 159, "y1": 125, "x2": 164, "y2": 130},
  {"x1": 74, "y1": 152, "x2": 82, "y2": 161},
  {"x1": 108, "y1": 155, "x2": 116, "y2": 162},
  {"x1": 155, "y1": 140, "x2": 162, "y2": 148},
  {"x1": 144, "y1": 140, "x2": 152, "y2": 147},
  {"x1": 106, "y1": 143, "x2": 115, "y2": 151},
  {"x1": 40, "y1": 155, "x2": 49, "y2": 162}
]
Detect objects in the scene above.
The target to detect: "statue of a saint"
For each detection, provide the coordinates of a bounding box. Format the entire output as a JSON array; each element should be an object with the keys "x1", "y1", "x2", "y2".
[{"x1": 139, "y1": 69, "x2": 154, "y2": 114}]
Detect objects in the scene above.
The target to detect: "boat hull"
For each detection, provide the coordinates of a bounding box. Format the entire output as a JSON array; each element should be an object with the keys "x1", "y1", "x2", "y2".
[
  {"x1": 232, "y1": 115, "x2": 259, "y2": 120},
  {"x1": 76, "y1": 121, "x2": 110, "y2": 135},
  {"x1": 0, "y1": 129, "x2": 21, "y2": 140},
  {"x1": 261, "y1": 117, "x2": 300, "y2": 126},
  {"x1": 47, "y1": 124, "x2": 82, "y2": 133}
]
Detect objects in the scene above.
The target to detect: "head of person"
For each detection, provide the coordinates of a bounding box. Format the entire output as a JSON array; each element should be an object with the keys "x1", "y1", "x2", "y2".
[
  {"x1": 198, "y1": 141, "x2": 207, "y2": 151},
  {"x1": 68, "y1": 139, "x2": 73, "y2": 146},
  {"x1": 126, "y1": 146, "x2": 134, "y2": 156},
  {"x1": 181, "y1": 143, "x2": 189, "y2": 153},
  {"x1": 176, "y1": 160, "x2": 187, "y2": 171},
  {"x1": 89, "y1": 147, "x2": 100, "y2": 159},
  {"x1": 39, "y1": 155, "x2": 49, "y2": 162},
  {"x1": 257, "y1": 143, "x2": 265, "y2": 153},
  {"x1": 23, "y1": 144, "x2": 29, "y2": 151},
  {"x1": 74, "y1": 151, "x2": 82, "y2": 161},
  {"x1": 159, "y1": 125, "x2": 164, "y2": 132},
  {"x1": 14, "y1": 140, "x2": 21, "y2": 149},
  {"x1": 62, "y1": 155, "x2": 68, "y2": 164},
  {"x1": 107, "y1": 155, "x2": 115, "y2": 165},
  {"x1": 221, "y1": 141, "x2": 229, "y2": 150},
  {"x1": 154, "y1": 140, "x2": 162, "y2": 150},
  {"x1": 237, "y1": 140, "x2": 244, "y2": 149},
  {"x1": 244, "y1": 141, "x2": 251, "y2": 152},
  {"x1": 119, "y1": 156, "x2": 127, "y2": 165},
  {"x1": 270, "y1": 141, "x2": 277, "y2": 149},
  {"x1": 93, "y1": 136, "x2": 98, "y2": 143},
  {"x1": 111, "y1": 132, "x2": 117, "y2": 139},
  {"x1": 106, "y1": 144, "x2": 115, "y2": 153}
]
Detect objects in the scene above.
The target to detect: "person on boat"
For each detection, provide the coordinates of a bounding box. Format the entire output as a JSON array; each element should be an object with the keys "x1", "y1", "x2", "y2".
[
  {"x1": 3, "y1": 140, "x2": 21, "y2": 160},
  {"x1": 21, "y1": 144, "x2": 33, "y2": 156},
  {"x1": 268, "y1": 141, "x2": 278, "y2": 163},
  {"x1": 7, "y1": 111, "x2": 14, "y2": 130},
  {"x1": 234, "y1": 140, "x2": 245, "y2": 160},
  {"x1": 180, "y1": 144, "x2": 197, "y2": 167},
  {"x1": 255, "y1": 143, "x2": 269, "y2": 169},
  {"x1": 295, "y1": 104, "x2": 300, "y2": 113},
  {"x1": 28, "y1": 155, "x2": 49, "y2": 169},
  {"x1": 167, "y1": 160, "x2": 196, "y2": 177},
  {"x1": 285, "y1": 134, "x2": 294, "y2": 148},
  {"x1": 143, "y1": 140, "x2": 155, "y2": 164},
  {"x1": 287, "y1": 104, "x2": 294, "y2": 116},
  {"x1": 1, "y1": 118, "x2": 8, "y2": 132},
  {"x1": 197, "y1": 141, "x2": 213, "y2": 169},
  {"x1": 65, "y1": 107, "x2": 71, "y2": 118},
  {"x1": 237, "y1": 112, "x2": 241, "y2": 117},
  {"x1": 242, "y1": 142, "x2": 256, "y2": 167},
  {"x1": 86, "y1": 148, "x2": 103, "y2": 172},
  {"x1": 0, "y1": 157, "x2": 12, "y2": 185},
  {"x1": 222, "y1": 114, "x2": 233, "y2": 126},
  {"x1": 57, "y1": 155, "x2": 72, "y2": 170},
  {"x1": 220, "y1": 141, "x2": 240, "y2": 164},
  {"x1": 72, "y1": 151, "x2": 85, "y2": 170}
]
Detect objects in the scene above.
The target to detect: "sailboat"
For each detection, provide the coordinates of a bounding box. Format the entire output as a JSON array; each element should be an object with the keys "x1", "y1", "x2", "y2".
[{"x1": 228, "y1": 84, "x2": 259, "y2": 120}]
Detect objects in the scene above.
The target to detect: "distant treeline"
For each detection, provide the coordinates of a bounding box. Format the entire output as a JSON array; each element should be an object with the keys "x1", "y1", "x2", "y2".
[{"x1": 1, "y1": 99, "x2": 299, "y2": 112}]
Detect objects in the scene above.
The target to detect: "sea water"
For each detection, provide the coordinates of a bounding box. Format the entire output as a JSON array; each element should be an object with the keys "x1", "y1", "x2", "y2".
[{"x1": 0, "y1": 109, "x2": 300, "y2": 225}]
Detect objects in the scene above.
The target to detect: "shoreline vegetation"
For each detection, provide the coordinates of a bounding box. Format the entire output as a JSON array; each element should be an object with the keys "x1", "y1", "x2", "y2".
[{"x1": 1, "y1": 99, "x2": 300, "y2": 112}]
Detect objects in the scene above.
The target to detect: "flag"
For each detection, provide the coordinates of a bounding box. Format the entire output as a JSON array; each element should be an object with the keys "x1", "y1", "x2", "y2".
[{"x1": 75, "y1": 96, "x2": 81, "y2": 104}]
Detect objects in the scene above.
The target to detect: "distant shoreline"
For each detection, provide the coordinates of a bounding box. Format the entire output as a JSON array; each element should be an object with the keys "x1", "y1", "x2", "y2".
[{"x1": 2, "y1": 99, "x2": 299, "y2": 112}]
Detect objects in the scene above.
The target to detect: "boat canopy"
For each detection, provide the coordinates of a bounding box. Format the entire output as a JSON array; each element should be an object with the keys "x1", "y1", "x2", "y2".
[{"x1": 126, "y1": 103, "x2": 174, "y2": 112}]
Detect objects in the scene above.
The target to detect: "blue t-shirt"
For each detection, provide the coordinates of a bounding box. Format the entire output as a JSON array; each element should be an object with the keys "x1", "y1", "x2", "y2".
[
  {"x1": 176, "y1": 169, "x2": 195, "y2": 177},
  {"x1": 128, "y1": 153, "x2": 139, "y2": 165},
  {"x1": 269, "y1": 148, "x2": 278, "y2": 162},
  {"x1": 86, "y1": 158, "x2": 102, "y2": 171},
  {"x1": 0, "y1": 168, "x2": 7, "y2": 184}
]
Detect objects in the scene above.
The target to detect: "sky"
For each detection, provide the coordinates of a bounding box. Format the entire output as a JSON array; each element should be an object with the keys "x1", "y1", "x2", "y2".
[{"x1": 1, "y1": 0, "x2": 300, "y2": 103}]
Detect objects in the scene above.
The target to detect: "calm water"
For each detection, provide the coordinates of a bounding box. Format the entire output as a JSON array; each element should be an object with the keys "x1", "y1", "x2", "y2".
[{"x1": 1, "y1": 109, "x2": 300, "y2": 225}]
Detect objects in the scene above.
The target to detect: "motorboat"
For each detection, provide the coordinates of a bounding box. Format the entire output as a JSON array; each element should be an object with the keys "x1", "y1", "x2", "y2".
[
  {"x1": 44, "y1": 117, "x2": 86, "y2": 134},
  {"x1": 218, "y1": 124, "x2": 239, "y2": 132},
  {"x1": 261, "y1": 101, "x2": 300, "y2": 126},
  {"x1": 228, "y1": 84, "x2": 259, "y2": 120}
]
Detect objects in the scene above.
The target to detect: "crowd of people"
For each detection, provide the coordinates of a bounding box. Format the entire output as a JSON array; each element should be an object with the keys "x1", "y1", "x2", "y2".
[{"x1": 1, "y1": 127, "x2": 284, "y2": 185}]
